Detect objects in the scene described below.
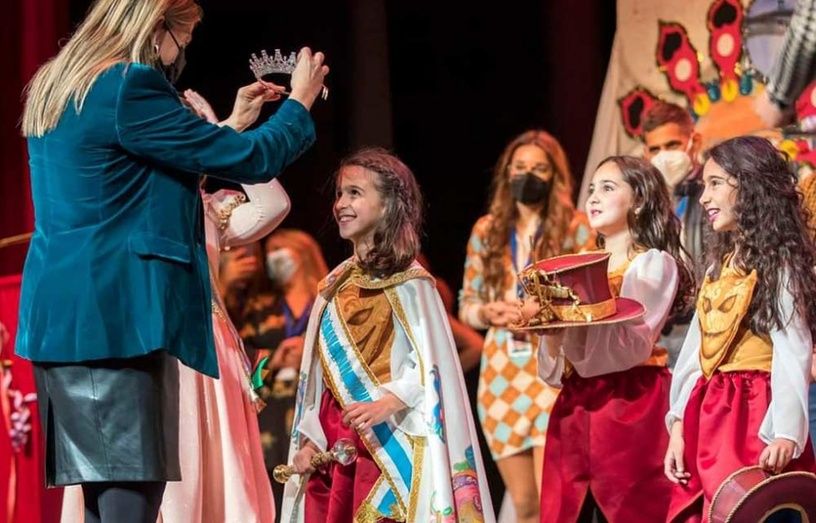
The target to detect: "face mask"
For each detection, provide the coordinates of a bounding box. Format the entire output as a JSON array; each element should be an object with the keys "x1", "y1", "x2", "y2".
[
  {"x1": 162, "y1": 26, "x2": 187, "y2": 84},
  {"x1": 163, "y1": 47, "x2": 186, "y2": 84},
  {"x1": 266, "y1": 248, "x2": 297, "y2": 286},
  {"x1": 650, "y1": 148, "x2": 693, "y2": 189},
  {"x1": 509, "y1": 173, "x2": 552, "y2": 205}
]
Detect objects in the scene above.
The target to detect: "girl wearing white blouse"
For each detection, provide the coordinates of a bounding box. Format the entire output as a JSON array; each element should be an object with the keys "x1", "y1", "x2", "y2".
[
  {"x1": 535, "y1": 156, "x2": 694, "y2": 522},
  {"x1": 664, "y1": 136, "x2": 816, "y2": 522}
]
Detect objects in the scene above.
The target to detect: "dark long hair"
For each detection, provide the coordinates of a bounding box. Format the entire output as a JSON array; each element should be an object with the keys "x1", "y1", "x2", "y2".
[
  {"x1": 706, "y1": 136, "x2": 816, "y2": 336},
  {"x1": 337, "y1": 148, "x2": 423, "y2": 278},
  {"x1": 596, "y1": 155, "x2": 695, "y2": 316},
  {"x1": 482, "y1": 130, "x2": 578, "y2": 297}
]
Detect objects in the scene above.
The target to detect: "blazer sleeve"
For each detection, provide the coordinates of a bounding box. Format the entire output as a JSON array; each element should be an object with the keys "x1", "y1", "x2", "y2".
[{"x1": 115, "y1": 63, "x2": 315, "y2": 183}]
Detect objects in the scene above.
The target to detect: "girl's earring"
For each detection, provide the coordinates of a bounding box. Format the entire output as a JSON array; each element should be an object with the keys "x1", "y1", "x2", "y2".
[{"x1": 153, "y1": 41, "x2": 160, "y2": 56}]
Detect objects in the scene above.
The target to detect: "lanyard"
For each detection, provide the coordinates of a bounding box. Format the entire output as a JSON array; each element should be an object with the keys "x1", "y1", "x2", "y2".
[
  {"x1": 282, "y1": 298, "x2": 313, "y2": 338},
  {"x1": 676, "y1": 196, "x2": 689, "y2": 221},
  {"x1": 509, "y1": 225, "x2": 543, "y2": 299}
]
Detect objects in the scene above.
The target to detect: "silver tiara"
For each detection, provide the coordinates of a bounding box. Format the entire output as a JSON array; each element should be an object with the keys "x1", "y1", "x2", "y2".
[{"x1": 249, "y1": 49, "x2": 297, "y2": 78}]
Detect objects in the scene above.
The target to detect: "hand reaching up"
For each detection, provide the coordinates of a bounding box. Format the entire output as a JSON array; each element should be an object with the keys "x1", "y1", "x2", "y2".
[{"x1": 288, "y1": 47, "x2": 330, "y2": 110}]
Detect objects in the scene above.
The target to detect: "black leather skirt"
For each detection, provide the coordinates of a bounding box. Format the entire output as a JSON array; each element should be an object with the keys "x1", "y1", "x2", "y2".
[{"x1": 33, "y1": 351, "x2": 180, "y2": 486}]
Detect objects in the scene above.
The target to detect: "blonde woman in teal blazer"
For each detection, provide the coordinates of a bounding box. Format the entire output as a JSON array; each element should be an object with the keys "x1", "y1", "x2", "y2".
[{"x1": 16, "y1": 1, "x2": 328, "y2": 521}]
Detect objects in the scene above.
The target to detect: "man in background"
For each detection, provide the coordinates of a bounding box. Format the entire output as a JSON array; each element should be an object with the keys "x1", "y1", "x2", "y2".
[{"x1": 641, "y1": 101, "x2": 706, "y2": 365}]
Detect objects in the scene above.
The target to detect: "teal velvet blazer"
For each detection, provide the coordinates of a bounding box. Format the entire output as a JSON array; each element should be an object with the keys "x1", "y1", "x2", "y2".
[{"x1": 16, "y1": 63, "x2": 315, "y2": 377}]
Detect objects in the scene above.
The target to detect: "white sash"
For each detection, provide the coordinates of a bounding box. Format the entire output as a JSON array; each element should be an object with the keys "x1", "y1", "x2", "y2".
[{"x1": 316, "y1": 297, "x2": 414, "y2": 519}]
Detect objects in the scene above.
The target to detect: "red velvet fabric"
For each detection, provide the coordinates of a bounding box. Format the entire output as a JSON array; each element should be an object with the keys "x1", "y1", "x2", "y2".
[
  {"x1": 540, "y1": 365, "x2": 672, "y2": 522},
  {"x1": 667, "y1": 371, "x2": 816, "y2": 523},
  {"x1": 532, "y1": 252, "x2": 614, "y2": 306},
  {"x1": 305, "y1": 389, "x2": 397, "y2": 523},
  {"x1": 0, "y1": 275, "x2": 62, "y2": 523}
]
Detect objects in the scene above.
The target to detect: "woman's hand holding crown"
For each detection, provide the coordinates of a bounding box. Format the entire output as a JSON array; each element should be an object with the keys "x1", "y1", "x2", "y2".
[{"x1": 288, "y1": 47, "x2": 330, "y2": 110}]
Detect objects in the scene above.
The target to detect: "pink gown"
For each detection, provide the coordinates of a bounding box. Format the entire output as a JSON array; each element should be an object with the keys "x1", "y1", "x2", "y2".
[
  {"x1": 158, "y1": 180, "x2": 290, "y2": 523},
  {"x1": 60, "y1": 180, "x2": 289, "y2": 523}
]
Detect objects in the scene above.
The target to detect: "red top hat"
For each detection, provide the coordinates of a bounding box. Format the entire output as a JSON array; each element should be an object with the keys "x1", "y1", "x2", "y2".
[
  {"x1": 515, "y1": 251, "x2": 645, "y2": 330},
  {"x1": 709, "y1": 466, "x2": 816, "y2": 522}
]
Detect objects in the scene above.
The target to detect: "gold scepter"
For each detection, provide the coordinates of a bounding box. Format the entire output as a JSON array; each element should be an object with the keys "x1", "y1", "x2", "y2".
[{"x1": 273, "y1": 438, "x2": 358, "y2": 483}]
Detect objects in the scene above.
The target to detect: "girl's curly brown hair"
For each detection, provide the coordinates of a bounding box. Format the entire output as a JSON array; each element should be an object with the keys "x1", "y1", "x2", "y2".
[
  {"x1": 337, "y1": 148, "x2": 423, "y2": 278},
  {"x1": 481, "y1": 130, "x2": 577, "y2": 298},
  {"x1": 595, "y1": 156, "x2": 695, "y2": 317},
  {"x1": 706, "y1": 136, "x2": 816, "y2": 336}
]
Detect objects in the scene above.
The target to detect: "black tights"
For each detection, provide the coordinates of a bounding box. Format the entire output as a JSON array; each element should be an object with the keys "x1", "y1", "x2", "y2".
[{"x1": 82, "y1": 482, "x2": 166, "y2": 523}]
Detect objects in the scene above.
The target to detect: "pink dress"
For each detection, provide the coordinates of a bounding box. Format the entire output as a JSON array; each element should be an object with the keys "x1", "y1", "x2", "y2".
[
  {"x1": 158, "y1": 180, "x2": 290, "y2": 523},
  {"x1": 60, "y1": 180, "x2": 290, "y2": 523}
]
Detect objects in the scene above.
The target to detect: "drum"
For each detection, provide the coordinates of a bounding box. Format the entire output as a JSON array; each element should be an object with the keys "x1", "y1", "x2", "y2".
[{"x1": 709, "y1": 466, "x2": 816, "y2": 523}]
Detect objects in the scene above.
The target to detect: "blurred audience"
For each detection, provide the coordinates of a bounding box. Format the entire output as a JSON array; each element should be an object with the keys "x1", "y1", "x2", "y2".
[{"x1": 221, "y1": 228, "x2": 328, "y2": 519}]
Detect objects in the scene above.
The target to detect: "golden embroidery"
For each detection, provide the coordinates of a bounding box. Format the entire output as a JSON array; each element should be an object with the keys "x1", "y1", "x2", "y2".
[
  {"x1": 697, "y1": 266, "x2": 759, "y2": 377},
  {"x1": 215, "y1": 193, "x2": 247, "y2": 231},
  {"x1": 548, "y1": 298, "x2": 617, "y2": 323},
  {"x1": 355, "y1": 500, "x2": 391, "y2": 523},
  {"x1": 350, "y1": 267, "x2": 433, "y2": 290},
  {"x1": 407, "y1": 435, "x2": 426, "y2": 521},
  {"x1": 384, "y1": 287, "x2": 426, "y2": 387},
  {"x1": 318, "y1": 260, "x2": 356, "y2": 296},
  {"x1": 316, "y1": 302, "x2": 408, "y2": 517},
  {"x1": 211, "y1": 299, "x2": 226, "y2": 320},
  {"x1": 357, "y1": 476, "x2": 407, "y2": 522},
  {"x1": 318, "y1": 260, "x2": 434, "y2": 296}
]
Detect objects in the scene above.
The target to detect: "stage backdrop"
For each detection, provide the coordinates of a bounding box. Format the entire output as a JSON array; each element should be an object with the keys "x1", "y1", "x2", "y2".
[
  {"x1": 0, "y1": 1, "x2": 69, "y2": 275},
  {"x1": 0, "y1": 2, "x2": 69, "y2": 521},
  {"x1": 581, "y1": 0, "x2": 816, "y2": 204}
]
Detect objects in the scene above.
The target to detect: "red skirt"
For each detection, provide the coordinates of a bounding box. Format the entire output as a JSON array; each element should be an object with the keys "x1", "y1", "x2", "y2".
[
  {"x1": 540, "y1": 365, "x2": 672, "y2": 522},
  {"x1": 667, "y1": 370, "x2": 816, "y2": 522},
  {"x1": 304, "y1": 389, "x2": 397, "y2": 523}
]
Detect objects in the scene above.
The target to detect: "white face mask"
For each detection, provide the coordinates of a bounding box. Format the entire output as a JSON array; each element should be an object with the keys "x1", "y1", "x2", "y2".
[
  {"x1": 265, "y1": 248, "x2": 297, "y2": 286},
  {"x1": 650, "y1": 148, "x2": 693, "y2": 189}
]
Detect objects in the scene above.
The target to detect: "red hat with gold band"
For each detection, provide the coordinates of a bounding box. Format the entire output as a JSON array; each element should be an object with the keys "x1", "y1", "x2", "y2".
[
  {"x1": 514, "y1": 251, "x2": 645, "y2": 331},
  {"x1": 709, "y1": 466, "x2": 816, "y2": 523}
]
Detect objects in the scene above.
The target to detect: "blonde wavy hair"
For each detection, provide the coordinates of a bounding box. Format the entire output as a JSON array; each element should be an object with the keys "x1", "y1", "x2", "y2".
[
  {"x1": 22, "y1": 0, "x2": 202, "y2": 137},
  {"x1": 481, "y1": 130, "x2": 576, "y2": 298}
]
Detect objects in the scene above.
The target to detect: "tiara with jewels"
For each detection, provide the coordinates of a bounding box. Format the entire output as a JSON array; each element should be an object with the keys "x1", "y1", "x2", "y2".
[{"x1": 249, "y1": 49, "x2": 297, "y2": 79}]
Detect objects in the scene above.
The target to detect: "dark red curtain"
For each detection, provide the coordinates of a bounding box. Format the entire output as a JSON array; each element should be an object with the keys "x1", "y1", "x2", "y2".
[
  {"x1": 0, "y1": 2, "x2": 69, "y2": 521},
  {"x1": 0, "y1": 0, "x2": 69, "y2": 276}
]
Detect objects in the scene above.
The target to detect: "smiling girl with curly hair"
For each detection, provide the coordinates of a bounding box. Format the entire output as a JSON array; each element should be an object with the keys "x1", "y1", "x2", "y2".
[{"x1": 665, "y1": 136, "x2": 816, "y2": 522}]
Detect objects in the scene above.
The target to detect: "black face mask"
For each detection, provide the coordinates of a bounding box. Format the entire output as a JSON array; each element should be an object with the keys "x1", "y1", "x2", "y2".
[
  {"x1": 162, "y1": 26, "x2": 186, "y2": 84},
  {"x1": 509, "y1": 173, "x2": 552, "y2": 205}
]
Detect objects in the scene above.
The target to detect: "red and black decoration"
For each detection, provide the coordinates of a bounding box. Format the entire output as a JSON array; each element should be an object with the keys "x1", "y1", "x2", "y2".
[
  {"x1": 656, "y1": 21, "x2": 708, "y2": 108},
  {"x1": 618, "y1": 87, "x2": 660, "y2": 138},
  {"x1": 707, "y1": 0, "x2": 743, "y2": 100}
]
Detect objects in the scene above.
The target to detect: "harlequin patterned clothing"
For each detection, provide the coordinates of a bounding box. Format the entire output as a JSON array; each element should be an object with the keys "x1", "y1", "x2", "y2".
[{"x1": 459, "y1": 213, "x2": 593, "y2": 459}]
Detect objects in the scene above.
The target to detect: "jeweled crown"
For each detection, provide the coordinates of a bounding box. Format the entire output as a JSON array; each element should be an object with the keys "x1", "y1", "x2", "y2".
[{"x1": 249, "y1": 49, "x2": 297, "y2": 78}]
